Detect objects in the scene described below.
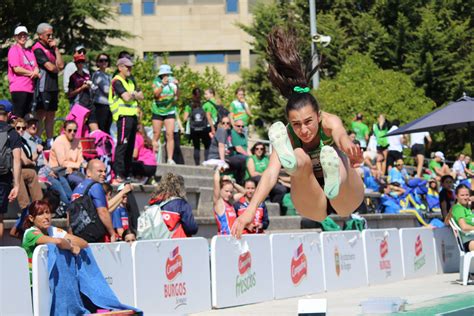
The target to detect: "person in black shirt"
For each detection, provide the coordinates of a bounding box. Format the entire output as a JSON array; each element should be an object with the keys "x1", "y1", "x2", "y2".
[
  {"x1": 0, "y1": 105, "x2": 22, "y2": 238},
  {"x1": 439, "y1": 175, "x2": 455, "y2": 221},
  {"x1": 32, "y1": 23, "x2": 64, "y2": 148}
]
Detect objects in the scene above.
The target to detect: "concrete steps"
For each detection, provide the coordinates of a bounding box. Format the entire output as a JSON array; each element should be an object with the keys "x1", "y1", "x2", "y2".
[{"x1": 156, "y1": 163, "x2": 214, "y2": 178}]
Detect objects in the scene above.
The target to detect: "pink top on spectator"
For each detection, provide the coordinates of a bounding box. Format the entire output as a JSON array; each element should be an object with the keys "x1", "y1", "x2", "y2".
[
  {"x1": 7, "y1": 44, "x2": 37, "y2": 93},
  {"x1": 134, "y1": 133, "x2": 157, "y2": 166}
]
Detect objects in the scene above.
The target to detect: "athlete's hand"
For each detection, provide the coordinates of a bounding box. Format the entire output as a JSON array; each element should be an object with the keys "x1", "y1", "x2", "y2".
[
  {"x1": 231, "y1": 211, "x2": 254, "y2": 239},
  {"x1": 340, "y1": 137, "x2": 363, "y2": 167}
]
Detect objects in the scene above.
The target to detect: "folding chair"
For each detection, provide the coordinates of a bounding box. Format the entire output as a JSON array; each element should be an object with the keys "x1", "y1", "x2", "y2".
[{"x1": 448, "y1": 218, "x2": 474, "y2": 285}]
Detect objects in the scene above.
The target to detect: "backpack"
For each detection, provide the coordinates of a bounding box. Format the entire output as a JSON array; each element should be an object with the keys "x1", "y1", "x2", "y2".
[
  {"x1": 209, "y1": 100, "x2": 230, "y2": 124},
  {"x1": 320, "y1": 217, "x2": 341, "y2": 231},
  {"x1": 190, "y1": 106, "x2": 208, "y2": 132},
  {"x1": 137, "y1": 197, "x2": 180, "y2": 240},
  {"x1": 0, "y1": 126, "x2": 13, "y2": 175},
  {"x1": 68, "y1": 181, "x2": 107, "y2": 243}
]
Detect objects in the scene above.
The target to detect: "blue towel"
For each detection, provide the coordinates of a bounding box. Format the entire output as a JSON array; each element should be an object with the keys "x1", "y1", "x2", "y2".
[{"x1": 47, "y1": 244, "x2": 141, "y2": 315}]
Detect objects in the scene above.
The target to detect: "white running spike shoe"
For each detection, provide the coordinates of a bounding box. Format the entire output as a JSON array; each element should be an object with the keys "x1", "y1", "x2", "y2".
[
  {"x1": 320, "y1": 145, "x2": 341, "y2": 200},
  {"x1": 268, "y1": 121, "x2": 297, "y2": 175}
]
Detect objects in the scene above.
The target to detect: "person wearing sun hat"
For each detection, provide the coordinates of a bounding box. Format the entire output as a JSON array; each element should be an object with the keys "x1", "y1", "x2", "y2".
[
  {"x1": 429, "y1": 151, "x2": 456, "y2": 180},
  {"x1": 151, "y1": 64, "x2": 179, "y2": 164},
  {"x1": 7, "y1": 26, "x2": 40, "y2": 118}
]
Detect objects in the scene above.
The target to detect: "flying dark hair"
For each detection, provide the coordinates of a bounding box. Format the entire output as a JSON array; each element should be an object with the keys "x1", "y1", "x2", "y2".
[{"x1": 266, "y1": 27, "x2": 321, "y2": 116}]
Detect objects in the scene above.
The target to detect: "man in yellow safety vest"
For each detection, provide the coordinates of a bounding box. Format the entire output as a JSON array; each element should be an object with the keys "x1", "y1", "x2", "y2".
[{"x1": 108, "y1": 57, "x2": 144, "y2": 183}]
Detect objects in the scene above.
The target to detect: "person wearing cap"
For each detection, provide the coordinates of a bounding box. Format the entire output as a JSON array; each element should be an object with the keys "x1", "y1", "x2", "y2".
[
  {"x1": 63, "y1": 45, "x2": 89, "y2": 96},
  {"x1": 151, "y1": 64, "x2": 179, "y2": 164},
  {"x1": 429, "y1": 151, "x2": 455, "y2": 180},
  {"x1": 68, "y1": 53, "x2": 98, "y2": 131},
  {"x1": 7, "y1": 26, "x2": 40, "y2": 118},
  {"x1": 109, "y1": 57, "x2": 144, "y2": 183},
  {"x1": 0, "y1": 105, "x2": 22, "y2": 239},
  {"x1": 351, "y1": 113, "x2": 369, "y2": 150},
  {"x1": 32, "y1": 23, "x2": 64, "y2": 148}
]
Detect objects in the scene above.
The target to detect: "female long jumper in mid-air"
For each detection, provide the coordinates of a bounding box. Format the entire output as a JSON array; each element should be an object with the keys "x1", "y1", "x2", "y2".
[{"x1": 231, "y1": 27, "x2": 365, "y2": 238}]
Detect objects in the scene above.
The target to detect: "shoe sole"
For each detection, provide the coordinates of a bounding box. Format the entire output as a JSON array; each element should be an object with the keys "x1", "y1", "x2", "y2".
[
  {"x1": 268, "y1": 122, "x2": 297, "y2": 174},
  {"x1": 321, "y1": 145, "x2": 341, "y2": 200}
]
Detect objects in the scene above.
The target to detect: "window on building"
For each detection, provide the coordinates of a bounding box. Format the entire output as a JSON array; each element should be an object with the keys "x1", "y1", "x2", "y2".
[
  {"x1": 142, "y1": 1, "x2": 155, "y2": 15},
  {"x1": 196, "y1": 53, "x2": 225, "y2": 64},
  {"x1": 119, "y1": 2, "x2": 133, "y2": 15},
  {"x1": 227, "y1": 61, "x2": 240, "y2": 73},
  {"x1": 226, "y1": 0, "x2": 239, "y2": 13}
]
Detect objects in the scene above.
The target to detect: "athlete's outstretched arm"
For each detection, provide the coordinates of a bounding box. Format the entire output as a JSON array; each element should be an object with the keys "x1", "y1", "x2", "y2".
[{"x1": 231, "y1": 151, "x2": 281, "y2": 238}]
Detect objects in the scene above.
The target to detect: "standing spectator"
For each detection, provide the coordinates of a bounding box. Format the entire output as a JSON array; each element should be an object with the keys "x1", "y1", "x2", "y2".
[
  {"x1": 386, "y1": 120, "x2": 404, "y2": 170},
  {"x1": 49, "y1": 120, "x2": 86, "y2": 188},
  {"x1": 246, "y1": 142, "x2": 288, "y2": 212},
  {"x1": 202, "y1": 88, "x2": 219, "y2": 134},
  {"x1": 0, "y1": 105, "x2": 21, "y2": 238},
  {"x1": 148, "y1": 173, "x2": 198, "y2": 238},
  {"x1": 68, "y1": 54, "x2": 98, "y2": 131},
  {"x1": 234, "y1": 179, "x2": 269, "y2": 234},
  {"x1": 439, "y1": 175, "x2": 455, "y2": 221},
  {"x1": 132, "y1": 124, "x2": 157, "y2": 182},
  {"x1": 165, "y1": 118, "x2": 185, "y2": 165},
  {"x1": 32, "y1": 23, "x2": 64, "y2": 148},
  {"x1": 453, "y1": 153, "x2": 467, "y2": 181},
  {"x1": 151, "y1": 64, "x2": 179, "y2": 164},
  {"x1": 465, "y1": 156, "x2": 474, "y2": 190},
  {"x1": 63, "y1": 45, "x2": 88, "y2": 99},
  {"x1": 71, "y1": 159, "x2": 116, "y2": 242},
  {"x1": 429, "y1": 151, "x2": 455, "y2": 180},
  {"x1": 91, "y1": 53, "x2": 112, "y2": 134},
  {"x1": 7, "y1": 26, "x2": 39, "y2": 118},
  {"x1": 373, "y1": 114, "x2": 389, "y2": 175},
  {"x1": 183, "y1": 87, "x2": 212, "y2": 165},
  {"x1": 14, "y1": 118, "x2": 43, "y2": 210},
  {"x1": 229, "y1": 88, "x2": 251, "y2": 134},
  {"x1": 109, "y1": 58, "x2": 144, "y2": 183},
  {"x1": 351, "y1": 113, "x2": 369, "y2": 150},
  {"x1": 410, "y1": 131, "x2": 432, "y2": 178}
]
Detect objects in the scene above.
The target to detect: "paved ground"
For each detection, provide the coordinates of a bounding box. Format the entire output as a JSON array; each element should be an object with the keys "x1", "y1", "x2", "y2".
[{"x1": 192, "y1": 273, "x2": 474, "y2": 315}]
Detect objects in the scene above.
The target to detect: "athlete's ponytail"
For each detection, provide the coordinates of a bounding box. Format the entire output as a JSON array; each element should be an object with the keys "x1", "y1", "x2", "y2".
[{"x1": 266, "y1": 27, "x2": 321, "y2": 116}]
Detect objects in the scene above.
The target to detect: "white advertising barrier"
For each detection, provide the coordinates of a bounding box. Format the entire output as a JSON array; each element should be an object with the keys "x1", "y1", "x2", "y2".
[
  {"x1": 211, "y1": 234, "x2": 273, "y2": 308},
  {"x1": 0, "y1": 247, "x2": 33, "y2": 316},
  {"x1": 433, "y1": 227, "x2": 460, "y2": 273},
  {"x1": 320, "y1": 231, "x2": 367, "y2": 291},
  {"x1": 270, "y1": 232, "x2": 325, "y2": 299},
  {"x1": 399, "y1": 228, "x2": 437, "y2": 279},
  {"x1": 89, "y1": 243, "x2": 134, "y2": 305},
  {"x1": 32, "y1": 245, "x2": 50, "y2": 316},
  {"x1": 362, "y1": 229, "x2": 404, "y2": 285},
  {"x1": 132, "y1": 237, "x2": 211, "y2": 314}
]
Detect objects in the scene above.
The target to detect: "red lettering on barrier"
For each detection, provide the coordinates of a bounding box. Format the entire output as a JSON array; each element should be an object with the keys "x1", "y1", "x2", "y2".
[
  {"x1": 166, "y1": 246, "x2": 183, "y2": 281},
  {"x1": 238, "y1": 251, "x2": 252, "y2": 275}
]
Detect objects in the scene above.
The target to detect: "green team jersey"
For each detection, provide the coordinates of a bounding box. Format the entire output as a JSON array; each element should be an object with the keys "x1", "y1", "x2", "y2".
[
  {"x1": 351, "y1": 121, "x2": 369, "y2": 146},
  {"x1": 202, "y1": 99, "x2": 218, "y2": 123},
  {"x1": 245, "y1": 155, "x2": 269, "y2": 179},
  {"x1": 373, "y1": 123, "x2": 389, "y2": 147},
  {"x1": 152, "y1": 78, "x2": 177, "y2": 115},
  {"x1": 429, "y1": 160, "x2": 442, "y2": 176},
  {"x1": 452, "y1": 203, "x2": 474, "y2": 244},
  {"x1": 230, "y1": 100, "x2": 250, "y2": 126}
]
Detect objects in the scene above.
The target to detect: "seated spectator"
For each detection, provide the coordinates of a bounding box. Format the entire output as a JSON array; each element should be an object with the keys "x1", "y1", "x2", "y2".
[
  {"x1": 49, "y1": 120, "x2": 86, "y2": 188},
  {"x1": 246, "y1": 142, "x2": 288, "y2": 214},
  {"x1": 233, "y1": 179, "x2": 269, "y2": 234},
  {"x1": 212, "y1": 168, "x2": 244, "y2": 235},
  {"x1": 450, "y1": 185, "x2": 474, "y2": 251},
  {"x1": 453, "y1": 153, "x2": 468, "y2": 181},
  {"x1": 148, "y1": 173, "x2": 198, "y2": 238},
  {"x1": 71, "y1": 159, "x2": 116, "y2": 242},
  {"x1": 14, "y1": 118, "x2": 43, "y2": 210},
  {"x1": 231, "y1": 119, "x2": 248, "y2": 156},
  {"x1": 426, "y1": 179, "x2": 441, "y2": 212},
  {"x1": 348, "y1": 131, "x2": 356, "y2": 143},
  {"x1": 23, "y1": 114, "x2": 45, "y2": 168},
  {"x1": 22, "y1": 200, "x2": 88, "y2": 279},
  {"x1": 110, "y1": 183, "x2": 132, "y2": 238},
  {"x1": 439, "y1": 175, "x2": 455, "y2": 221},
  {"x1": 429, "y1": 151, "x2": 455, "y2": 181},
  {"x1": 132, "y1": 124, "x2": 157, "y2": 182},
  {"x1": 388, "y1": 159, "x2": 409, "y2": 186},
  {"x1": 122, "y1": 228, "x2": 136, "y2": 244}
]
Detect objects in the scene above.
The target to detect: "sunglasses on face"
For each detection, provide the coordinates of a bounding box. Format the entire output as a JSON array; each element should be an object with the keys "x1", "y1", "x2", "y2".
[
  {"x1": 255, "y1": 147, "x2": 264, "y2": 151},
  {"x1": 16, "y1": 126, "x2": 26, "y2": 131},
  {"x1": 98, "y1": 58, "x2": 108, "y2": 63},
  {"x1": 395, "y1": 164, "x2": 403, "y2": 167},
  {"x1": 222, "y1": 122, "x2": 231, "y2": 125},
  {"x1": 45, "y1": 33, "x2": 54, "y2": 39},
  {"x1": 17, "y1": 33, "x2": 28, "y2": 38},
  {"x1": 67, "y1": 128, "x2": 77, "y2": 133},
  {"x1": 77, "y1": 50, "x2": 86, "y2": 55},
  {"x1": 234, "y1": 125, "x2": 244, "y2": 128}
]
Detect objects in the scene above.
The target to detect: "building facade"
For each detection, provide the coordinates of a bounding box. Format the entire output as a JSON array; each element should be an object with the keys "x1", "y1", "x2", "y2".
[{"x1": 103, "y1": 0, "x2": 266, "y2": 82}]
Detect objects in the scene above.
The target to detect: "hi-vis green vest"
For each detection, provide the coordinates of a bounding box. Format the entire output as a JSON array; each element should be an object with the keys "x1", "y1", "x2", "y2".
[{"x1": 108, "y1": 75, "x2": 138, "y2": 121}]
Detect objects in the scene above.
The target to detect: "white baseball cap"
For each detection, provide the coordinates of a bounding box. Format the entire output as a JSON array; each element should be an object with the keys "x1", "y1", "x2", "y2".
[
  {"x1": 435, "y1": 151, "x2": 445, "y2": 161},
  {"x1": 14, "y1": 26, "x2": 28, "y2": 36}
]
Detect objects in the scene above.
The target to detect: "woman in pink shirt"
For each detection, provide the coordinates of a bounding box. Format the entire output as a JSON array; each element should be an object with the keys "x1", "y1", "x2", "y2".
[
  {"x1": 7, "y1": 26, "x2": 40, "y2": 118},
  {"x1": 132, "y1": 124, "x2": 157, "y2": 181}
]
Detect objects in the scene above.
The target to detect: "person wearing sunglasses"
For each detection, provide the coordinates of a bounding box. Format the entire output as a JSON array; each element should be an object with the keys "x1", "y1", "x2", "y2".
[
  {"x1": 8, "y1": 26, "x2": 40, "y2": 118},
  {"x1": 13, "y1": 118, "x2": 43, "y2": 215},
  {"x1": 32, "y1": 23, "x2": 64, "y2": 149},
  {"x1": 49, "y1": 120, "x2": 86, "y2": 188},
  {"x1": 388, "y1": 158, "x2": 409, "y2": 187},
  {"x1": 91, "y1": 53, "x2": 112, "y2": 134}
]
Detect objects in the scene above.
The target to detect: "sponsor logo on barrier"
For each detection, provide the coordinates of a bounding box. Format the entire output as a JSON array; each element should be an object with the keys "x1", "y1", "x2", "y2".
[
  {"x1": 291, "y1": 244, "x2": 307, "y2": 285},
  {"x1": 164, "y1": 246, "x2": 187, "y2": 309},
  {"x1": 334, "y1": 246, "x2": 356, "y2": 276},
  {"x1": 414, "y1": 235, "x2": 426, "y2": 271},
  {"x1": 379, "y1": 238, "x2": 392, "y2": 276},
  {"x1": 235, "y1": 251, "x2": 256, "y2": 297}
]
